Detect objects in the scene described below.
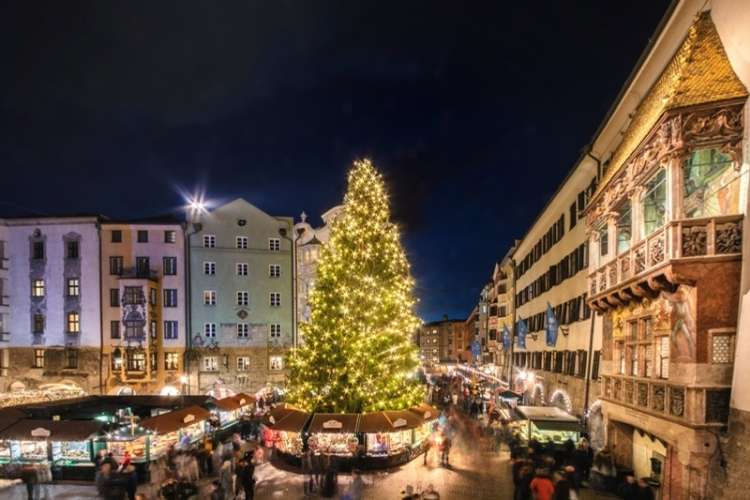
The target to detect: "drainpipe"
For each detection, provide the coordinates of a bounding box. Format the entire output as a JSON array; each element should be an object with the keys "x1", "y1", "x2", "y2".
[
  {"x1": 97, "y1": 219, "x2": 104, "y2": 395},
  {"x1": 583, "y1": 146, "x2": 601, "y2": 422},
  {"x1": 508, "y1": 258, "x2": 516, "y2": 384},
  {"x1": 184, "y1": 221, "x2": 201, "y2": 395},
  {"x1": 278, "y1": 219, "x2": 303, "y2": 348}
]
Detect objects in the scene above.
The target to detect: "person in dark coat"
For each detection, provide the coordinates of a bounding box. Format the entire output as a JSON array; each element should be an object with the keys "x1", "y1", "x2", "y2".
[
  {"x1": 513, "y1": 464, "x2": 534, "y2": 500},
  {"x1": 617, "y1": 475, "x2": 640, "y2": 500},
  {"x1": 637, "y1": 478, "x2": 655, "y2": 500}
]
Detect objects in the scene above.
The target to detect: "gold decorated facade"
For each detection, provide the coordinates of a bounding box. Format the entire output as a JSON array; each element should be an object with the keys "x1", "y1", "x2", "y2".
[{"x1": 593, "y1": 12, "x2": 747, "y2": 200}]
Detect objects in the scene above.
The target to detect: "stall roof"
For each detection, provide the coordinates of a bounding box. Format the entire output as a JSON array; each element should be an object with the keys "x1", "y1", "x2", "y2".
[
  {"x1": 12, "y1": 395, "x2": 215, "y2": 420},
  {"x1": 360, "y1": 410, "x2": 422, "y2": 433},
  {"x1": 0, "y1": 419, "x2": 102, "y2": 442},
  {"x1": 215, "y1": 393, "x2": 255, "y2": 411},
  {"x1": 308, "y1": 413, "x2": 360, "y2": 434},
  {"x1": 140, "y1": 405, "x2": 210, "y2": 435},
  {"x1": 531, "y1": 420, "x2": 582, "y2": 433},
  {"x1": 408, "y1": 403, "x2": 439, "y2": 422},
  {"x1": 516, "y1": 406, "x2": 579, "y2": 423},
  {"x1": 263, "y1": 404, "x2": 310, "y2": 433}
]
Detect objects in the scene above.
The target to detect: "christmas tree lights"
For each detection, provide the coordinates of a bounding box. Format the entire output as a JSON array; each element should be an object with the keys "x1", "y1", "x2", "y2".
[{"x1": 286, "y1": 159, "x2": 424, "y2": 413}]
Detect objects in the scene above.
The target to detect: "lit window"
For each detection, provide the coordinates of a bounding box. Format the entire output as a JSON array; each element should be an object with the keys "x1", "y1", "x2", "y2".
[
  {"x1": 236, "y1": 263, "x2": 248, "y2": 276},
  {"x1": 204, "y1": 323, "x2": 216, "y2": 338},
  {"x1": 657, "y1": 336, "x2": 670, "y2": 379},
  {"x1": 203, "y1": 235, "x2": 216, "y2": 248},
  {"x1": 616, "y1": 200, "x2": 632, "y2": 254},
  {"x1": 165, "y1": 352, "x2": 180, "y2": 370},
  {"x1": 269, "y1": 264, "x2": 281, "y2": 278},
  {"x1": 237, "y1": 323, "x2": 249, "y2": 338},
  {"x1": 270, "y1": 292, "x2": 281, "y2": 307},
  {"x1": 203, "y1": 356, "x2": 218, "y2": 371},
  {"x1": 712, "y1": 334, "x2": 734, "y2": 364},
  {"x1": 33, "y1": 349, "x2": 44, "y2": 368},
  {"x1": 164, "y1": 230, "x2": 176, "y2": 243},
  {"x1": 269, "y1": 238, "x2": 280, "y2": 251},
  {"x1": 683, "y1": 148, "x2": 739, "y2": 218},
  {"x1": 237, "y1": 291, "x2": 249, "y2": 306},
  {"x1": 269, "y1": 356, "x2": 283, "y2": 370},
  {"x1": 67, "y1": 278, "x2": 80, "y2": 297},
  {"x1": 203, "y1": 261, "x2": 216, "y2": 275},
  {"x1": 598, "y1": 225, "x2": 609, "y2": 257},
  {"x1": 31, "y1": 279, "x2": 45, "y2": 297},
  {"x1": 67, "y1": 312, "x2": 80, "y2": 333},
  {"x1": 203, "y1": 290, "x2": 216, "y2": 306},
  {"x1": 236, "y1": 236, "x2": 248, "y2": 249},
  {"x1": 642, "y1": 169, "x2": 666, "y2": 236},
  {"x1": 237, "y1": 356, "x2": 250, "y2": 371},
  {"x1": 127, "y1": 350, "x2": 145, "y2": 371}
]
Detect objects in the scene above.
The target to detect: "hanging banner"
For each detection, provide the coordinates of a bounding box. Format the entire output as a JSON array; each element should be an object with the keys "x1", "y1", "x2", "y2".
[
  {"x1": 546, "y1": 302, "x2": 559, "y2": 347},
  {"x1": 516, "y1": 319, "x2": 528, "y2": 349},
  {"x1": 502, "y1": 324, "x2": 511, "y2": 351}
]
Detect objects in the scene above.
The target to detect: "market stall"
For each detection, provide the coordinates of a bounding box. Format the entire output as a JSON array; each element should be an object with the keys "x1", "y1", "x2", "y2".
[
  {"x1": 0, "y1": 419, "x2": 102, "y2": 480},
  {"x1": 408, "y1": 403, "x2": 439, "y2": 446},
  {"x1": 212, "y1": 393, "x2": 256, "y2": 430},
  {"x1": 515, "y1": 406, "x2": 582, "y2": 445},
  {"x1": 359, "y1": 410, "x2": 422, "y2": 467},
  {"x1": 140, "y1": 405, "x2": 210, "y2": 454},
  {"x1": 307, "y1": 413, "x2": 360, "y2": 457},
  {"x1": 262, "y1": 404, "x2": 310, "y2": 460}
]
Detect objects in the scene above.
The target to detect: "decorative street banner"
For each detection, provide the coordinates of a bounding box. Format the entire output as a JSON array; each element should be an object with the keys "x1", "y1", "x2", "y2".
[
  {"x1": 471, "y1": 340, "x2": 482, "y2": 360},
  {"x1": 546, "y1": 302, "x2": 559, "y2": 347},
  {"x1": 502, "y1": 324, "x2": 511, "y2": 351},
  {"x1": 516, "y1": 318, "x2": 528, "y2": 349}
]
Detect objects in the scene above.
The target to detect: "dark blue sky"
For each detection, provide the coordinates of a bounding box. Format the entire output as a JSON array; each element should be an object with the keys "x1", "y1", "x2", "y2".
[{"x1": 0, "y1": 0, "x2": 672, "y2": 321}]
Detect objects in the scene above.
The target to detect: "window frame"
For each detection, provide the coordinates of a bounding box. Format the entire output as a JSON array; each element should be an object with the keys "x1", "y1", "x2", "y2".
[
  {"x1": 270, "y1": 292, "x2": 281, "y2": 307},
  {"x1": 269, "y1": 264, "x2": 281, "y2": 278},
  {"x1": 203, "y1": 235, "x2": 216, "y2": 248},
  {"x1": 236, "y1": 263, "x2": 248, "y2": 276},
  {"x1": 67, "y1": 311, "x2": 80, "y2": 333},
  {"x1": 67, "y1": 278, "x2": 80, "y2": 297},
  {"x1": 203, "y1": 290, "x2": 217, "y2": 306},
  {"x1": 269, "y1": 238, "x2": 280, "y2": 251},
  {"x1": 236, "y1": 236, "x2": 248, "y2": 249},
  {"x1": 203, "y1": 261, "x2": 216, "y2": 275},
  {"x1": 137, "y1": 230, "x2": 149, "y2": 243}
]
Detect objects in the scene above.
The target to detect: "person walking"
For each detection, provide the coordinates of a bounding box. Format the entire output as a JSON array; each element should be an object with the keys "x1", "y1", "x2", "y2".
[
  {"x1": 341, "y1": 469, "x2": 364, "y2": 500},
  {"x1": 219, "y1": 457, "x2": 234, "y2": 500},
  {"x1": 441, "y1": 435, "x2": 452, "y2": 467},
  {"x1": 302, "y1": 449, "x2": 316, "y2": 495},
  {"x1": 529, "y1": 469, "x2": 555, "y2": 500}
]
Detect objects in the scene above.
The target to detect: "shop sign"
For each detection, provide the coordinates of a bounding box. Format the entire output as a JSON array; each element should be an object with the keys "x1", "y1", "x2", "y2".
[
  {"x1": 30, "y1": 427, "x2": 51, "y2": 438},
  {"x1": 183, "y1": 414, "x2": 195, "y2": 424},
  {"x1": 322, "y1": 420, "x2": 343, "y2": 429},
  {"x1": 393, "y1": 418, "x2": 406, "y2": 428}
]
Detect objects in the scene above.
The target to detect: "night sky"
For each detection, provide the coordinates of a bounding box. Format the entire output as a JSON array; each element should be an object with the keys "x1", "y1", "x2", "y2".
[{"x1": 1, "y1": 0, "x2": 672, "y2": 321}]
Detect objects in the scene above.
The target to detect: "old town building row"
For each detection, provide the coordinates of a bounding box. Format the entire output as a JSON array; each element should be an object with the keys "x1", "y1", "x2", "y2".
[
  {"x1": 464, "y1": 2, "x2": 750, "y2": 499},
  {"x1": 0, "y1": 199, "x2": 339, "y2": 400}
]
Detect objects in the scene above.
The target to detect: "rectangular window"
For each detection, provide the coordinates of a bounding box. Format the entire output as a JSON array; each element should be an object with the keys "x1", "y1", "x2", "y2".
[
  {"x1": 591, "y1": 350, "x2": 601, "y2": 380},
  {"x1": 123, "y1": 286, "x2": 144, "y2": 305},
  {"x1": 598, "y1": 226, "x2": 608, "y2": 257},
  {"x1": 269, "y1": 238, "x2": 280, "y2": 251},
  {"x1": 127, "y1": 351, "x2": 145, "y2": 371},
  {"x1": 683, "y1": 148, "x2": 740, "y2": 218},
  {"x1": 109, "y1": 256, "x2": 123, "y2": 275},
  {"x1": 237, "y1": 291, "x2": 249, "y2": 306},
  {"x1": 203, "y1": 261, "x2": 216, "y2": 275},
  {"x1": 204, "y1": 323, "x2": 216, "y2": 338},
  {"x1": 31, "y1": 279, "x2": 45, "y2": 297},
  {"x1": 111, "y1": 230, "x2": 122, "y2": 243},
  {"x1": 65, "y1": 349, "x2": 79, "y2": 369},
  {"x1": 32, "y1": 241, "x2": 44, "y2": 260},
  {"x1": 236, "y1": 263, "x2": 248, "y2": 276},
  {"x1": 269, "y1": 264, "x2": 281, "y2": 278},
  {"x1": 137, "y1": 230, "x2": 148, "y2": 243},
  {"x1": 150, "y1": 288, "x2": 157, "y2": 306},
  {"x1": 110, "y1": 320, "x2": 121, "y2": 339},
  {"x1": 630, "y1": 345, "x2": 638, "y2": 376},
  {"x1": 269, "y1": 355, "x2": 283, "y2": 370},
  {"x1": 203, "y1": 235, "x2": 216, "y2": 248},
  {"x1": 33, "y1": 314, "x2": 45, "y2": 334},
  {"x1": 33, "y1": 349, "x2": 45, "y2": 368},
  {"x1": 66, "y1": 240, "x2": 79, "y2": 259},
  {"x1": 165, "y1": 352, "x2": 180, "y2": 370},
  {"x1": 164, "y1": 230, "x2": 176, "y2": 243},
  {"x1": 67, "y1": 312, "x2": 80, "y2": 333},
  {"x1": 644, "y1": 344, "x2": 653, "y2": 378},
  {"x1": 617, "y1": 341, "x2": 626, "y2": 375},
  {"x1": 711, "y1": 333, "x2": 734, "y2": 364},
  {"x1": 237, "y1": 356, "x2": 250, "y2": 371},
  {"x1": 202, "y1": 356, "x2": 218, "y2": 371},
  {"x1": 163, "y1": 289, "x2": 177, "y2": 307},
  {"x1": 236, "y1": 236, "x2": 248, "y2": 249},
  {"x1": 110, "y1": 288, "x2": 120, "y2": 307},
  {"x1": 270, "y1": 323, "x2": 281, "y2": 339},
  {"x1": 616, "y1": 200, "x2": 632, "y2": 254},
  {"x1": 643, "y1": 169, "x2": 667, "y2": 236},
  {"x1": 569, "y1": 202, "x2": 577, "y2": 230},
  {"x1": 135, "y1": 256, "x2": 150, "y2": 276},
  {"x1": 203, "y1": 290, "x2": 216, "y2": 306},
  {"x1": 67, "y1": 278, "x2": 80, "y2": 297},
  {"x1": 657, "y1": 336, "x2": 670, "y2": 379},
  {"x1": 164, "y1": 320, "x2": 178, "y2": 340},
  {"x1": 163, "y1": 257, "x2": 177, "y2": 275},
  {"x1": 232, "y1": 323, "x2": 247, "y2": 338},
  {"x1": 150, "y1": 320, "x2": 157, "y2": 340},
  {"x1": 270, "y1": 292, "x2": 281, "y2": 307}
]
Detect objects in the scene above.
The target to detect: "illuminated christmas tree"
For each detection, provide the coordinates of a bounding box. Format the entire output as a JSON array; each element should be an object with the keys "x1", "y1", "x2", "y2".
[{"x1": 287, "y1": 159, "x2": 424, "y2": 413}]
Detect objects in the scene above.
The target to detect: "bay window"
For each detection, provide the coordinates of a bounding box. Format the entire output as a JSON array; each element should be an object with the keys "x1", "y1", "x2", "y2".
[
  {"x1": 683, "y1": 148, "x2": 740, "y2": 218},
  {"x1": 643, "y1": 169, "x2": 666, "y2": 235},
  {"x1": 616, "y1": 200, "x2": 632, "y2": 254}
]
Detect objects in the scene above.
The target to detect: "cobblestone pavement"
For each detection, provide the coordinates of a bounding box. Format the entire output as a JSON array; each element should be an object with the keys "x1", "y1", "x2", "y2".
[{"x1": 0, "y1": 412, "x2": 616, "y2": 499}]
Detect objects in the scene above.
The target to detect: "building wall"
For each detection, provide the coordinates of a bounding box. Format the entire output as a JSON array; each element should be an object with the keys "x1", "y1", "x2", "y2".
[
  {"x1": 0, "y1": 224, "x2": 10, "y2": 379},
  {"x1": 188, "y1": 199, "x2": 293, "y2": 395},
  {"x1": 4, "y1": 217, "x2": 101, "y2": 393},
  {"x1": 99, "y1": 222, "x2": 186, "y2": 395}
]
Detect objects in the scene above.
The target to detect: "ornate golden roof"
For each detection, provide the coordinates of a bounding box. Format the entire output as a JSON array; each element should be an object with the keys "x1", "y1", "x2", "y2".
[{"x1": 595, "y1": 11, "x2": 747, "y2": 195}]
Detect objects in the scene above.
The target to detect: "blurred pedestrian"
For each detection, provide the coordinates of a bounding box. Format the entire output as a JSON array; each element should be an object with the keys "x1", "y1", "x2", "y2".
[{"x1": 530, "y1": 468, "x2": 554, "y2": 500}]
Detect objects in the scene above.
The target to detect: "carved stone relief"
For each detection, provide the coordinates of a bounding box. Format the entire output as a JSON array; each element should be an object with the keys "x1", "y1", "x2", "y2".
[{"x1": 715, "y1": 221, "x2": 742, "y2": 254}]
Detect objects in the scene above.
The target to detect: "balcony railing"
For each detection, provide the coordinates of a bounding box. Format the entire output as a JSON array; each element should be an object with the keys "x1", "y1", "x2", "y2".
[
  {"x1": 589, "y1": 215, "x2": 743, "y2": 298},
  {"x1": 601, "y1": 374, "x2": 730, "y2": 426},
  {"x1": 119, "y1": 267, "x2": 159, "y2": 280}
]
